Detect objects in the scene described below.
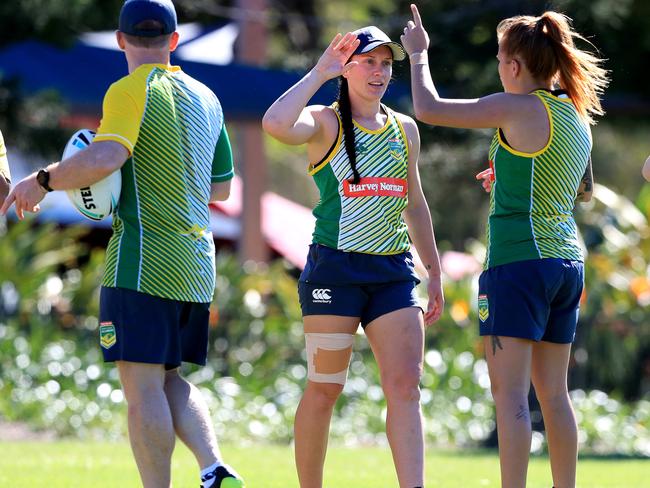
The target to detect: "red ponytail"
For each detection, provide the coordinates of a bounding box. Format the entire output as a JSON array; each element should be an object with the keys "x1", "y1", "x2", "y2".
[{"x1": 497, "y1": 11, "x2": 609, "y2": 124}]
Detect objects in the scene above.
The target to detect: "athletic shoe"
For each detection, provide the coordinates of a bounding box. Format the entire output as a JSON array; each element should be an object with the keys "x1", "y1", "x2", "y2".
[{"x1": 200, "y1": 464, "x2": 245, "y2": 488}]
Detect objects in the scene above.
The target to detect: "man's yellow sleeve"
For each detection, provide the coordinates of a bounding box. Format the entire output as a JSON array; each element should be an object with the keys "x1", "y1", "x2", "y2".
[{"x1": 95, "y1": 81, "x2": 144, "y2": 155}]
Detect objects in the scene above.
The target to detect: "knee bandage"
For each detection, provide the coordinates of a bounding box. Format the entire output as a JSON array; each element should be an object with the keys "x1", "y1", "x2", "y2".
[{"x1": 305, "y1": 333, "x2": 354, "y2": 385}]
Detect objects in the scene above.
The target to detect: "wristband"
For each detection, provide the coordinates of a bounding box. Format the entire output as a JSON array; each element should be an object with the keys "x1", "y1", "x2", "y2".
[{"x1": 410, "y1": 52, "x2": 429, "y2": 65}]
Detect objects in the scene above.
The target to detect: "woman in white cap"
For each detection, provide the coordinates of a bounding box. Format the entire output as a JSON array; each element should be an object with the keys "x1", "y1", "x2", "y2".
[{"x1": 263, "y1": 26, "x2": 444, "y2": 488}]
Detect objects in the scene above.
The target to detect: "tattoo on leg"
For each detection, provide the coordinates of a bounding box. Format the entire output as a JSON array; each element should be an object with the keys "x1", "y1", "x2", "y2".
[
  {"x1": 515, "y1": 404, "x2": 529, "y2": 421},
  {"x1": 491, "y1": 335, "x2": 503, "y2": 356}
]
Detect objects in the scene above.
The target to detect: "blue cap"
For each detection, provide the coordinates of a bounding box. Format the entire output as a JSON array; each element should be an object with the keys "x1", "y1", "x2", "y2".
[
  {"x1": 119, "y1": 0, "x2": 177, "y2": 37},
  {"x1": 352, "y1": 26, "x2": 406, "y2": 61}
]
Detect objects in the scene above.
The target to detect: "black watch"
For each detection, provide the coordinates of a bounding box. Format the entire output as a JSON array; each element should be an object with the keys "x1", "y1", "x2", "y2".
[{"x1": 36, "y1": 169, "x2": 54, "y2": 192}]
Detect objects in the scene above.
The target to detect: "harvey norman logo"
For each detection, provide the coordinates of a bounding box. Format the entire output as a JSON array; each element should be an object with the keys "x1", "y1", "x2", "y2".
[
  {"x1": 343, "y1": 177, "x2": 408, "y2": 198},
  {"x1": 312, "y1": 288, "x2": 332, "y2": 304}
]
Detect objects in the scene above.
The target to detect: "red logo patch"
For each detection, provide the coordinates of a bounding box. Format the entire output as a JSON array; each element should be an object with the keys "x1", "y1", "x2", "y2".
[{"x1": 343, "y1": 177, "x2": 408, "y2": 198}]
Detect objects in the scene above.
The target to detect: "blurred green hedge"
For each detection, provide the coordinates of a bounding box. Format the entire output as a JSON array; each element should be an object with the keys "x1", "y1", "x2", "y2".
[{"x1": 0, "y1": 202, "x2": 649, "y2": 455}]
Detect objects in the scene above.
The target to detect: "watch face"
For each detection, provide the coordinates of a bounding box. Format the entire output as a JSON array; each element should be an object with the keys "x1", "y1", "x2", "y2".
[{"x1": 37, "y1": 169, "x2": 51, "y2": 191}]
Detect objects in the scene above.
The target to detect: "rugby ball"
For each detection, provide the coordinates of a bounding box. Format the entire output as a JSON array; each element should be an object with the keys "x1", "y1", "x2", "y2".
[{"x1": 63, "y1": 129, "x2": 121, "y2": 221}]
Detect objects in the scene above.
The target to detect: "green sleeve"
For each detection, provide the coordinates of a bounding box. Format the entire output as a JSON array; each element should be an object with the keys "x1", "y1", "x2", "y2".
[
  {"x1": 0, "y1": 130, "x2": 10, "y2": 182},
  {"x1": 211, "y1": 124, "x2": 234, "y2": 183}
]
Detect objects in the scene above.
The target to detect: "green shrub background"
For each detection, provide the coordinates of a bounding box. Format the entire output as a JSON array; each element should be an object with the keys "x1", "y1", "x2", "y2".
[{"x1": 1, "y1": 194, "x2": 649, "y2": 456}]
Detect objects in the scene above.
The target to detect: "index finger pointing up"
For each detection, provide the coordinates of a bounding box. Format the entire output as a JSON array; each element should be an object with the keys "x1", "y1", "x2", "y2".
[{"x1": 410, "y1": 4, "x2": 422, "y2": 27}]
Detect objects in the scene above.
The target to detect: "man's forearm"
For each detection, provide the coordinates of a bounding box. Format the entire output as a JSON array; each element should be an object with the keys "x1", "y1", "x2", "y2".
[{"x1": 48, "y1": 141, "x2": 129, "y2": 191}]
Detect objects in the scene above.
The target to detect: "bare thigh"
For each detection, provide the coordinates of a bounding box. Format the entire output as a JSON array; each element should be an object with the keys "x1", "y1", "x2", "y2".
[
  {"x1": 483, "y1": 336, "x2": 532, "y2": 395},
  {"x1": 364, "y1": 307, "x2": 424, "y2": 380},
  {"x1": 531, "y1": 341, "x2": 572, "y2": 398}
]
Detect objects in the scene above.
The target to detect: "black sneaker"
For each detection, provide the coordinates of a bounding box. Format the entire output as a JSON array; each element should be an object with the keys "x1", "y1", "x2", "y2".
[{"x1": 200, "y1": 464, "x2": 245, "y2": 488}]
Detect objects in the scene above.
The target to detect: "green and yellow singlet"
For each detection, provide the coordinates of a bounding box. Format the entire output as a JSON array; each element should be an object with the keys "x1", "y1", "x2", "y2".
[
  {"x1": 485, "y1": 89, "x2": 592, "y2": 269},
  {"x1": 95, "y1": 64, "x2": 234, "y2": 303},
  {"x1": 309, "y1": 103, "x2": 410, "y2": 255}
]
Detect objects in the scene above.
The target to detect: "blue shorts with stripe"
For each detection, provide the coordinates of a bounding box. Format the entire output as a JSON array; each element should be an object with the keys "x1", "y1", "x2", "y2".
[
  {"x1": 298, "y1": 243, "x2": 422, "y2": 328},
  {"x1": 478, "y1": 258, "x2": 584, "y2": 344},
  {"x1": 99, "y1": 286, "x2": 210, "y2": 369}
]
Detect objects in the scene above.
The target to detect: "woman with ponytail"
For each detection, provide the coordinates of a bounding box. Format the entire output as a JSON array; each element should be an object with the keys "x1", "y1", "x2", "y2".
[
  {"x1": 403, "y1": 4, "x2": 608, "y2": 488},
  {"x1": 263, "y1": 27, "x2": 443, "y2": 488}
]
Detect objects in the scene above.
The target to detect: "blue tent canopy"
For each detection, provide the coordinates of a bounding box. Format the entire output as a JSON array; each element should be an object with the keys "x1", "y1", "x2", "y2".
[{"x1": 0, "y1": 38, "x2": 410, "y2": 120}]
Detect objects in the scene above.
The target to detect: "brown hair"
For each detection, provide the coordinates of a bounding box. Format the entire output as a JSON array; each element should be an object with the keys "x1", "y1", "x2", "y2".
[
  {"x1": 497, "y1": 11, "x2": 609, "y2": 124},
  {"x1": 337, "y1": 78, "x2": 361, "y2": 184},
  {"x1": 122, "y1": 20, "x2": 172, "y2": 49}
]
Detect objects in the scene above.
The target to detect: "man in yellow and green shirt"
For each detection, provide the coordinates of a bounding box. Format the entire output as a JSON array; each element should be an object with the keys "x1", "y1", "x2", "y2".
[{"x1": 1, "y1": 2, "x2": 243, "y2": 487}]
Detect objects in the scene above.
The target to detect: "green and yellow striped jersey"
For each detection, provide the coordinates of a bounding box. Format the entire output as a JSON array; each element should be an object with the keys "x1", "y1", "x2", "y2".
[
  {"x1": 95, "y1": 64, "x2": 234, "y2": 303},
  {"x1": 308, "y1": 103, "x2": 410, "y2": 254},
  {"x1": 485, "y1": 89, "x2": 591, "y2": 269}
]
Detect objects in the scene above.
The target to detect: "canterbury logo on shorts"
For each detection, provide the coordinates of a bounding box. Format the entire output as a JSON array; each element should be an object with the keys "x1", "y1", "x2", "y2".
[
  {"x1": 343, "y1": 177, "x2": 407, "y2": 198},
  {"x1": 312, "y1": 288, "x2": 332, "y2": 303}
]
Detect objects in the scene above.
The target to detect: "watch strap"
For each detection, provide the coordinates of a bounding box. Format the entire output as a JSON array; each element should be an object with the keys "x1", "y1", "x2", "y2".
[{"x1": 36, "y1": 169, "x2": 54, "y2": 192}]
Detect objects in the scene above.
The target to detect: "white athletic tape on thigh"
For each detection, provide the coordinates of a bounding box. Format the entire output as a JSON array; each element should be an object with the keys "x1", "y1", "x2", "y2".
[{"x1": 305, "y1": 333, "x2": 354, "y2": 385}]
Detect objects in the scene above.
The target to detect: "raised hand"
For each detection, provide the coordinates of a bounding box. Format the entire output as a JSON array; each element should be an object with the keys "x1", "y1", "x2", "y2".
[
  {"x1": 313, "y1": 32, "x2": 360, "y2": 81},
  {"x1": 401, "y1": 4, "x2": 430, "y2": 56}
]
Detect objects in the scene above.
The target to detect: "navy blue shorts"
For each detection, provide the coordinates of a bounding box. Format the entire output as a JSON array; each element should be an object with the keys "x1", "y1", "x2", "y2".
[
  {"x1": 478, "y1": 258, "x2": 584, "y2": 343},
  {"x1": 298, "y1": 243, "x2": 421, "y2": 328},
  {"x1": 99, "y1": 286, "x2": 210, "y2": 369}
]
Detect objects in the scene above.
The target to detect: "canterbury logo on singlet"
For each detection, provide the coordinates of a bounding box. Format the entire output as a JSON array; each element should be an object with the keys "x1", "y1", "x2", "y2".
[
  {"x1": 343, "y1": 177, "x2": 408, "y2": 198},
  {"x1": 312, "y1": 288, "x2": 332, "y2": 303}
]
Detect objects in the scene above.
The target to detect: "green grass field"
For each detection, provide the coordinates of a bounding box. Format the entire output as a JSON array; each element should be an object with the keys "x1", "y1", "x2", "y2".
[{"x1": 0, "y1": 441, "x2": 647, "y2": 487}]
